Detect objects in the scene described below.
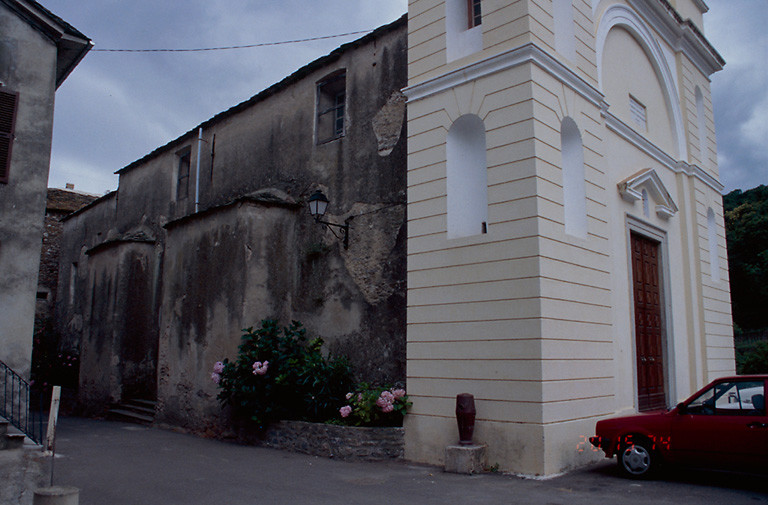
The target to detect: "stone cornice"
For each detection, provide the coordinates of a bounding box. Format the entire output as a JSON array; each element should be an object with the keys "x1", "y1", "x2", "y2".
[
  {"x1": 403, "y1": 43, "x2": 603, "y2": 107},
  {"x1": 627, "y1": 0, "x2": 724, "y2": 76},
  {"x1": 604, "y1": 111, "x2": 724, "y2": 193}
]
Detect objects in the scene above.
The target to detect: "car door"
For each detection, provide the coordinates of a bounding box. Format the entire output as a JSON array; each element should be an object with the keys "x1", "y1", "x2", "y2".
[{"x1": 669, "y1": 379, "x2": 767, "y2": 470}]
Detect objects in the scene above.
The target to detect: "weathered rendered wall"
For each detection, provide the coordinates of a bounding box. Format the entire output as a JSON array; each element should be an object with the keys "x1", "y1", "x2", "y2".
[
  {"x1": 57, "y1": 19, "x2": 409, "y2": 425},
  {"x1": 157, "y1": 200, "x2": 299, "y2": 429},
  {"x1": 77, "y1": 241, "x2": 159, "y2": 415},
  {"x1": 0, "y1": 9, "x2": 58, "y2": 378}
]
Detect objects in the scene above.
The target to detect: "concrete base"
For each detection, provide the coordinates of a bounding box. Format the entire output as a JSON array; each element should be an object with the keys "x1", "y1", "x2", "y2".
[
  {"x1": 33, "y1": 486, "x2": 79, "y2": 505},
  {"x1": 444, "y1": 444, "x2": 487, "y2": 474}
]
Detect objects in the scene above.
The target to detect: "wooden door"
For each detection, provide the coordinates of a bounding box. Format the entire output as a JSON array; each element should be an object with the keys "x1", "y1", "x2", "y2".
[{"x1": 631, "y1": 232, "x2": 666, "y2": 411}]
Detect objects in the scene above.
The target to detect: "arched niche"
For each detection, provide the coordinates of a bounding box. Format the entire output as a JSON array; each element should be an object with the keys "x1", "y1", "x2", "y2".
[
  {"x1": 707, "y1": 207, "x2": 720, "y2": 282},
  {"x1": 695, "y1": 86, "x2": 708, "y2": 167},
  {"x1": 446, "y1": 114, "x2": 488, "y2": 239},
  {"x1": 561, "y1": 117, "x2": 588, "y2": 238}
]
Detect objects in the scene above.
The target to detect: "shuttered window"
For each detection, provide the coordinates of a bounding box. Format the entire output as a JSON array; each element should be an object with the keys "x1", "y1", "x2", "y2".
[{"x1": 0, "y1": 90, "x2": 19, "y2": 184}]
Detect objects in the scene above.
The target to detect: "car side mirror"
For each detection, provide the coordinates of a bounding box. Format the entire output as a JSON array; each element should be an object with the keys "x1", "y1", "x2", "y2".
[{"x1": 676, "y1": 402, "x2": 687, "y2": 414}]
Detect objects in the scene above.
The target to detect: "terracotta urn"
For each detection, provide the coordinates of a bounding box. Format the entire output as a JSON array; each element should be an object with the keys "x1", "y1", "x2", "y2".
[{"x1": 455, "y1": 393, "x2": 476, "y2": 445}]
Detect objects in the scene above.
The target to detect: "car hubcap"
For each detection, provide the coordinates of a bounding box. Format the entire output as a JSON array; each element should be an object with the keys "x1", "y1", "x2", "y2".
[{"x1": 622, "y1": 446, "x2": 650, "y2": 474}]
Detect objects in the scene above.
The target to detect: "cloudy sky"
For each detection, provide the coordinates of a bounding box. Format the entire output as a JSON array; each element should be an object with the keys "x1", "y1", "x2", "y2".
[{"x1": 46, "y1": 0, "x2": 766, "y2": 196}]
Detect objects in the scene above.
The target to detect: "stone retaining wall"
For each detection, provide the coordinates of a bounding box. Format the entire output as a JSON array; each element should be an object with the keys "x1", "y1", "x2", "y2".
[{"x1": 256, "y1": 420, "x2": 404, "y2": 461}]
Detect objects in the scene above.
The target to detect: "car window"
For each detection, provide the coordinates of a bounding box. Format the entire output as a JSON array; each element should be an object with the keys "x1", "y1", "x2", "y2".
[{"x1": 686, "y1": 381, "x2": 764, "y2": 416}]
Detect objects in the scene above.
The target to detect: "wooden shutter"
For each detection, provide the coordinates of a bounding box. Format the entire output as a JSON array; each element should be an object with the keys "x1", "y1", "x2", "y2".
[{"x1": 0, "y1": 90, "x2": 19, "y2": 184}]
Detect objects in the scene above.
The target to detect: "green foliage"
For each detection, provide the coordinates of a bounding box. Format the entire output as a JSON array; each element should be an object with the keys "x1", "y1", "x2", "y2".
[
  {"x1": 737, "y1": 341, "x2": 768, "y2": 374},
  {"x1": 724, "y1": 185, "x2": 768, "y2": 331},
  {"x1": 213, "y1": 319, "x2": 353, "y2": 429},
  {"x1": 337, "y1": 383, "x2": 411, "y2": 427}
]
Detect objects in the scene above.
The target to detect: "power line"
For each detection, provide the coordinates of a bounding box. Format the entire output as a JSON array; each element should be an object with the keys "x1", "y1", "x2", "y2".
[{"x1": 91, "y1": 30, "x2": 373, "y2": 53}]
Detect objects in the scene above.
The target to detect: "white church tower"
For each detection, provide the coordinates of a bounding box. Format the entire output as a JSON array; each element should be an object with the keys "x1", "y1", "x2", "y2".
[{"x1": 404, "y1": 0, "x2": 729, "y2": 475}]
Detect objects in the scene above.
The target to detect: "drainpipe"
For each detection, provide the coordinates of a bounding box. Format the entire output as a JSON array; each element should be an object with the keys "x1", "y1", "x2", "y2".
[{"x1": 195, "y1": 127, "x2": 203, "y2": 213}]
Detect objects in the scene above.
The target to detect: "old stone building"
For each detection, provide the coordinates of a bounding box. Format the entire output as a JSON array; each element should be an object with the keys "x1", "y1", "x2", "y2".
[
  {"x1": 56, "y1": 17, "x2": 408, "y2": 431},
  {"x1": 31, "y1": 187, "x2": 97, "y2": 390},
  {"x1": 35, "y1": 187, "x2": 98, "y2": 335}
]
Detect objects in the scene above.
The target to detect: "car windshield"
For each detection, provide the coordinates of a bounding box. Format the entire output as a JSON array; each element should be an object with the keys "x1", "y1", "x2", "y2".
[{"x1": 686, "y1": 380, "x2": 764, "y2": 415}]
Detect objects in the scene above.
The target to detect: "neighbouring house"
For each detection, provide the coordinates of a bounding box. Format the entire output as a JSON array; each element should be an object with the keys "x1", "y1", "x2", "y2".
[
  {"x1": 404, "y1": 0, "x2": 731, "y2": 475},
  {"x1": 0, "y1": 0, "x2": 91, "y2": 378},
  {"x1": 55, "y1": 17, "x2": 408, "y2": 431}
]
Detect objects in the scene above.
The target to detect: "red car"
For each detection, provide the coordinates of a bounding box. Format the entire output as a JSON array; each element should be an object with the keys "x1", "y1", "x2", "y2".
[{"x1": 590, "y1": 375, "x2": 767, "y2": 477}]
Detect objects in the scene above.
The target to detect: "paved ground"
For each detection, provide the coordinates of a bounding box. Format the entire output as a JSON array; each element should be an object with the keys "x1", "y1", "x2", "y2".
[{"x1": 5, "y1": 416, "x2": 768, "y2": 504}]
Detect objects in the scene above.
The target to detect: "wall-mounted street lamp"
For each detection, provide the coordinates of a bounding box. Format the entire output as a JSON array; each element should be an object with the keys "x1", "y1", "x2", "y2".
[{"x1": 307, "y1": 189, "x2": 351, "y2": 249}]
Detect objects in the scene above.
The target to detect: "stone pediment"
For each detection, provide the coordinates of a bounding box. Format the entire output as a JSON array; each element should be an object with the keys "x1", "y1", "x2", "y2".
[{"x1": 617, "y1": 169, "x2": 678, "y2": 219}]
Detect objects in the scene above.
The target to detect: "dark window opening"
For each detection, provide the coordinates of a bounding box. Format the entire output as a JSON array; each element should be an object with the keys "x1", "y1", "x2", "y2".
[
  {"x1": 316, "y1": 71, "x2": 346, "y2": 144},
  {"x1": 0, "y1": 90, "x2": 19, "y2": 184},
  {"x1": 468, "y1": 0, "x2": 482, "y2": 28},
  {"x1": 176, "y1": 150, "x2": 191, "y2": 200}
]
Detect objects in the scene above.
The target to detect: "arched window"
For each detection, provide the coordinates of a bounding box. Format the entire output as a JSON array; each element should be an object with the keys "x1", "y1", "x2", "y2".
[
  {"x1": 446, "y1": 114, "x2": 488, "y2": 239},
  {"x1": 707, "y1": 207, "x2": 720, "y2": 282},
  {"x1": 561, "y1": 117, "x2": 587, "y2": 238},
  {"x1": 695, "y1": 87, "x2": 707, "y2": 166},
  {"x1": 553, "y1": 0, "x2": 576, "y2": 60}
]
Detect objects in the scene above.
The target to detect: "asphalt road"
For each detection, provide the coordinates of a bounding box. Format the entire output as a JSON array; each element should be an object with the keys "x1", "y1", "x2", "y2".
[{"x1": 47, "y1": 417, "x2": 767, "y2": 505}]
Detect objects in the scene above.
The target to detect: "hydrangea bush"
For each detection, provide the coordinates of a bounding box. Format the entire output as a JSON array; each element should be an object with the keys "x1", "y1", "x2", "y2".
[
  {"x1": 213, "y1": 319, "x2": 353, "y2": 429},
  {"x1": 337, "y1": 383, "x2": 411, "y2": 427},
  {"x1": 213, "y1": 319, "x2": 410, "y2": 429}
]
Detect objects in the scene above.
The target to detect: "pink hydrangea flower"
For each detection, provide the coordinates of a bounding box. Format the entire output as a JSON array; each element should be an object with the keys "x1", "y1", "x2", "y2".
[
  {"x1": 376, "y1": 397, "x2": 390, "y2": 409},
  {"x1": 340, "y1": 405, "x2": 352, "y2": 418},
  {"x1": 382, "y1": 403, "x2": 394, "y2": 413},
  {"x1": 252, "y1": 360, "x2": 269, "y2": 375},
  {"x1": 380, "y1": 391, "x2": 395, "y2": 402},
  {"x1": 345, "y1": 392, "x2": 353, "y2": 400},
  {"x1": 211, "y1": 372, "x2": 221, "y2": 384},
  {"x1": 392, "y1": 389, "x2": 406, "y2": 399},
  {"x1": 213, "y1": 361, "x2": 224, "y2": 374}
]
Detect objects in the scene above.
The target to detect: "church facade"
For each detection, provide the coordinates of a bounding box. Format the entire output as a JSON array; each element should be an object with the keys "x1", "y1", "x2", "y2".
[{"x1": 403, "y1": 0, "x2": 730, "y2": 475}]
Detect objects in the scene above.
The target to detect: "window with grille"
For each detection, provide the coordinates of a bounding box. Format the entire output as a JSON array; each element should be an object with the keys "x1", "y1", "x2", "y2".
[{"x1": 0, "y1": 90, "x2": 19, "y2": 184}]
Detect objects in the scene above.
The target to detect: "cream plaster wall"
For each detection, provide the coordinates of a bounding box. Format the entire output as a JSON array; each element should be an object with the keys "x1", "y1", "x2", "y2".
[
  {"x1": 602, "y1": 27, "x2": 676, "y2": 156},
  {"x1": 680, "y1": 57, "x2": 718, "y2": 178},
  {"x1": 406, "y1": 62, "x2": 550, "y2": 472}
]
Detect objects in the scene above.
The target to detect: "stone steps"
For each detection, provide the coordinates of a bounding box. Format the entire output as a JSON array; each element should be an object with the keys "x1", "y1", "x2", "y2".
[
  {"x1": 107, "y1": 399, "x2": 157, "y2": 425},
  {"x1": 0, "y1": 419, "x2": 26, "y2": 450}
]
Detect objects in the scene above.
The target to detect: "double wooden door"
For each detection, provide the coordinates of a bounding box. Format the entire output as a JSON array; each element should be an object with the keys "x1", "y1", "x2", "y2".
[{"x1": 631, "y1": 232, "x2": 666, "y2": 411}]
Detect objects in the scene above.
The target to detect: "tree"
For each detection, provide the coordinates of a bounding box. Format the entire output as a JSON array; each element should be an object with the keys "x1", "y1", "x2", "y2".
[{"x1": 723, "y1": 185, "x2": 768, "y2": 332}]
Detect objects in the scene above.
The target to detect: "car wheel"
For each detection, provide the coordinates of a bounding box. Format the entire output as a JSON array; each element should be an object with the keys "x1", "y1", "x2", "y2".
[{"x1": 617, "y1": 438, "x2": 655, "y2": 478}]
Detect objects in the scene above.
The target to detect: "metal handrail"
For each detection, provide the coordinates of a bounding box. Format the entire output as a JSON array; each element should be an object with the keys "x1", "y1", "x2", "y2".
[{"x1": 0, "y1": 359, "x2": 44, "y2": 444}]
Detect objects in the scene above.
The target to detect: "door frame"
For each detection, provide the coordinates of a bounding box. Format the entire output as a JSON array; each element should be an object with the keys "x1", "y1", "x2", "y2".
[{"x1": 626, "y1": 216, "x2": 676, "y2": 411}]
